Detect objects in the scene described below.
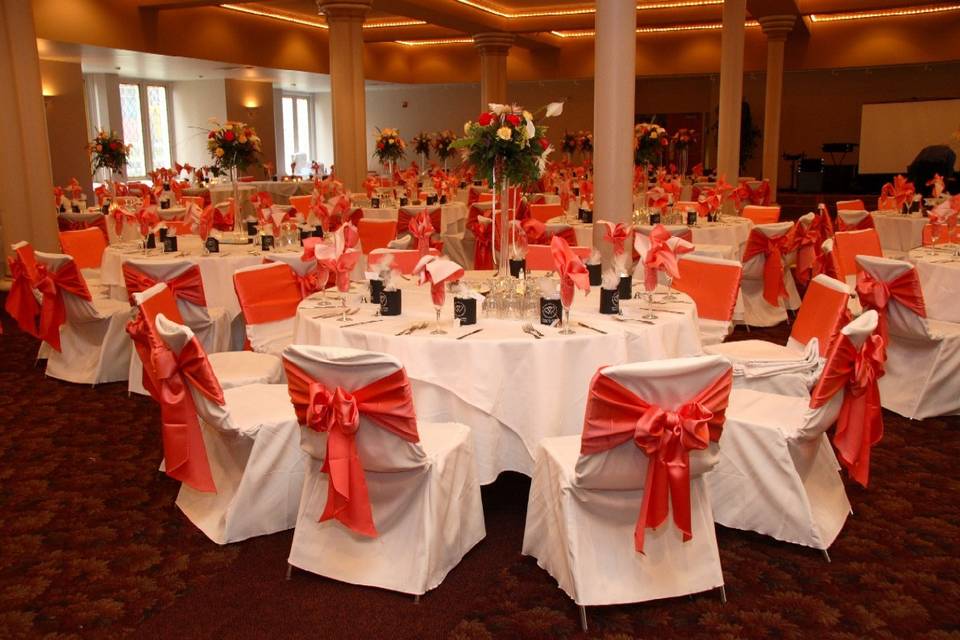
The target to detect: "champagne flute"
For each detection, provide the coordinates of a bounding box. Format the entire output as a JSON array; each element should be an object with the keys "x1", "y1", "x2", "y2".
[
  {"x1": 559, "y1": 297, "x2": 574, "y2": 335},
  {"x1": 430, "y1": 283, "x2": 447, "y2": 335}
]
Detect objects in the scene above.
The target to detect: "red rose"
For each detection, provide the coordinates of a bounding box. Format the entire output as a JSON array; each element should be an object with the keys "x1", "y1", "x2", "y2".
[
  {"x1": 224, "y1": 130, "x2": 235, "y2": 142},
  {"x1": 539, "y1": 138, "x2": 549, "y2": 150},
  {"x1": 506, "y1": 114, "x2": 521, "y2": 127},
  {"x1": 660, "y1": 137, "x2": 669, "y2": 146},
  {"x1": 109, "y1": 142, "x2": 118, "y2": 150},
  {"x1": 478, "y1": 112, "x2": 494, "y2": 126},
  {"x1": 208, "y1": 131, "x2": 215, "y2": 139}
]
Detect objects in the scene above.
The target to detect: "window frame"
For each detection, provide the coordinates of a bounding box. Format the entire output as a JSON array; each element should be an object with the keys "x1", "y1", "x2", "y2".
[
  {"x1": 118, "y1": 79, "x2": 176, "y2": 180},
  {"x1": 280, "y1": 92, "x2": 316, "y2": 176}
]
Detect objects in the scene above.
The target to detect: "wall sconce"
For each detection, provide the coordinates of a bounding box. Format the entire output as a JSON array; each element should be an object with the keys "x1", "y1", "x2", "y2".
[
  {"x1": 43, "y1": 93, "x2": 54, "y2": 108},
  {"x1": 244, "y1": 104, "x2": 260, "y2": 119}
]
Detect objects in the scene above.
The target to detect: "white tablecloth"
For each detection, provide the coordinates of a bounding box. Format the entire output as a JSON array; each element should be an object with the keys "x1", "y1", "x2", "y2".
[
  {"x1": 361, "y1": 202, "x2": 468, "y2": 235},
  {"x1": 100, "y1": 235, "x2": 271, "y2": 318},
  {"x1": 873, "y1": 211, "x2": 928, "y2": 253},
  {"x1": 543, "y1": 216, "x2": 751, "y2": 256},
  {"x1": 292, "y1": 272, "x2": 702, "y2": 483},
  {"x1": 907, "y1": 246, "x2": 960, "y2": 323}
]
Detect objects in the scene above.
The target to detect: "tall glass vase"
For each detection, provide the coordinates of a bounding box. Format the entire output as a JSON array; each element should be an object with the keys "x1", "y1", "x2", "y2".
[
  {"x1": 679, "y1": 148, "x2": 689, "y2": 178},
  {"x1": 492, "y1": 160, "x2": 510, "y2": 279},
  {"x1": 230, "y1": 166, "x2": 243, "y2": 235}
]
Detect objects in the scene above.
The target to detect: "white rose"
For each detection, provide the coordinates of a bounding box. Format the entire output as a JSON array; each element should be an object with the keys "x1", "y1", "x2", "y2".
[
  {"x1": 496, "y1": 126, "x2": 513, "y2": 141},
  {"x1": 463, "y1": 121, "x2": 472, "y2": 135}
]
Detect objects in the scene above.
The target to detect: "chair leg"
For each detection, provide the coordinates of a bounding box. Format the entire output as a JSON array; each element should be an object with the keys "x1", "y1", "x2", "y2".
[
  {"x1": 821, "y1": 549, "x2": 831, "y2": 563},
  {"x1": 413, "y1": 594, "x2": 421, "y2": 605},
  {"x1": 578, "y1": 605, "x2": 588, "y2": 632},
  {"x1": 720, "y1": 585, "x2": 728, "y2": 604},
  {"x1": 285, "y1": 563, "x2": 293, "y2": 580}
]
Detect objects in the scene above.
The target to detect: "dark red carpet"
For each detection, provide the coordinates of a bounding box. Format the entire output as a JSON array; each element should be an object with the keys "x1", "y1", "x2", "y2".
[{"x1": 1, "y1": 302, "x2": 958, "y2": 639}]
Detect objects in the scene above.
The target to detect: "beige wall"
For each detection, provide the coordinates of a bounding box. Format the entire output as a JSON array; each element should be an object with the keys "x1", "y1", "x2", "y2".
[
  {"x1": 171, "y1": 79, "x2": 227, "y2": 169},
  {"x1": 224, "y1": 79, "x2": 275, "y2": 179},
  {"x1": 40, "y1": 59, "x2": 92, "y2": 196}
]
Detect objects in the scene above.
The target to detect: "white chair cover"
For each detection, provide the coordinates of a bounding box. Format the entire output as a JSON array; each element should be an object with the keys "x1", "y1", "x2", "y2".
[
  {"x1": 705, "y1": 311, "x2": 879, "y2": 550},
  {"x1": 522, "y1": 355, "x2": 729, "y2": 607},
  {"x1": 154, "y1": 313, "x2": 305, "y2": 544},
  {"x1": 738, "y1": 221, "x2": 802, "y2": 327},
  {"x1": 857, "y1": 255, "x2": 960, "y2": 419},
  {"x1": 34, "y1": 250, "x2": 132, "y2": 384},
  {"x1": 282, "y1": 344, "x2": 485, "y2": 595}
]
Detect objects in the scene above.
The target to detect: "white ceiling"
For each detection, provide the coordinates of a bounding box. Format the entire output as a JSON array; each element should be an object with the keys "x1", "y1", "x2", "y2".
[{"x1": 35, "y1": 39, "x2": 396, "y2": 92}]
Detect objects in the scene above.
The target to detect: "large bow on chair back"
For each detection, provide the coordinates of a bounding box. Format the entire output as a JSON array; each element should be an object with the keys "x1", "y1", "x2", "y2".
[
  {"x1": 283, "y1": 361, "x2": 419, "y2": 537},
  {"x1": 635, "y1": 224, "x2": 693, "y2": 292},
  {"x1": 742, "y1": 228, "x2": 794, "y2": 306},
  {"x1": 122, "y1": 263, "x2": 207, "y2": 307},
  {"x1": 580, "y1": 368, "x2": 732, "y2": 552},
  {"x1": 468, "y1": 217, "x2": 493, "y2": 270},
  {"x1": 601, "y1": 221, "x2": 629, "y2": 256},
  {"x1": 793, "y1": 217, "x2": 826, "y2": 288},
  {"x1": 855, "y1": 269, "x2": 926, "y2": 346},
  {"x1": 5, "y1": 248, "x2": 41, "y2": 337},
  {"x1": 34, "y1": 260, "x2": 92, "y2": 352},
  {"x1": 810, "y1": 331, "x2": 886, "y2": 486},
  {"x1": 149, "y1": 332, "x2": 222, "y2": 493},
  {"x1": 314, "y1": 233, "x2": 360, "y2": 292},
  {"x1": 550, "y1": 236, "x2": 590, "y2": 308}
]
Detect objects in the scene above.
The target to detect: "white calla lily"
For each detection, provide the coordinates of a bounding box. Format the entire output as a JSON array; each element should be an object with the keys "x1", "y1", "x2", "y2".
[
  {"x1": 524, "y1": 119, "x2": 536, "y2": 139},
  {"x1": 545, "y1": 102, "x2": 564, "y2": 117}
]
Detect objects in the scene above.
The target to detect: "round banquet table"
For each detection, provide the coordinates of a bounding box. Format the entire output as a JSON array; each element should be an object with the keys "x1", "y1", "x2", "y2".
[
  {"x1": 872, "y1": 211, "x2": 928, "y2": 253},
  {"x1": 360, "y1": 202, "x2": 468, "y2": 235},
  {"x1": 100, "y1": 235, "x2": 273, "y2": 318},
  {"x1": 907, "y1": 246, "x2": 960, "y2": 323},
  {"x1": 545, "y1": 215, "x2": 752, "y2": 256},
  {"x1": 292, "y1": 272, "x2": 702, "y2": 483}
]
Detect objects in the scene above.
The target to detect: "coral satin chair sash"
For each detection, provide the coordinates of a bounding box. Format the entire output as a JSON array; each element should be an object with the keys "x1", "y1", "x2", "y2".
[
  {"x1": 742, "y1": 229, "x2": 792, "y2": 306},
  {"x1": 5, "y1": 251, "x2": 41, "y2": 337},
  {"x1": 35, "y1": 260, "x2": 92, "y2": 352},
  {"x1": 122, "y1": 263, "x2": 207, "y2": 307},
  {"x1": 580, "y1": 368, "x2": 732, "y2": 552},
  {"x1": 293, "y1": 264, "x2": 331, "y2": 297},
  {"x1": 855, "y1": 270, "x2": 926, "y2": 345},
  {"x1": 837, "y1": 214, "x2": 875, "y2": 232},
  {"x1": 151, "y1": 335, "x2": 222, "y2": 493},
  {"x1": 112, "y1": 207, "x2": 136, "y2": 236},
  {"x1": 810, "y1": 332, "x2": 886, "y2": 487},
  {"x1": 284, "y1": 362, "x2": 419, "y2": 537},
  {"x1": 396, "y1": 207, "x2": 442, "y2": 238},
  {"x1": 793, "y1": 221, "x2": 824, "y2": 287}
]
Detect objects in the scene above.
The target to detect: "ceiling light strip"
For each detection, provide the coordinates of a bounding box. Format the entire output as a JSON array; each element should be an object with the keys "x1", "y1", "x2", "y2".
[
  {"x1": 220, "y1": 3, "x2": 328, "y2": 28},
  {"x1": 395, "y1": 38, "x2": 475, "y2": 46},
  {"x1": 550, "y1": 19, "x2": 760, "y2": 39},
  {"x1": 809, "y1": 3, "x2": 960, "y2": 22},
  {"x1": 455, "y1": 0, "x2": 722, "y2": 19}
]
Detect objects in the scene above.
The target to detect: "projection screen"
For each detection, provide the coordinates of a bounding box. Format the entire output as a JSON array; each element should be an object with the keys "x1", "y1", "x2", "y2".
[{"x1": 858, "y1": 99, "x2": 960, "y2": 174}]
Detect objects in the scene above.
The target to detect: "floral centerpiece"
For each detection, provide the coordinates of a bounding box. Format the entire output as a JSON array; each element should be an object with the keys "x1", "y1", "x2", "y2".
[
  {"x1": 373, "y1": 128, "x2": 406, "y2": 171},
  {"x1": 671, "y1": 127, "x2": 697, "y2": 176},
  {"x1": 88, "y1": 130, "x2": 131, "y2": 174},
  {"x1": 634, "y1": 122, "x2": 668, "y2": 166},
  {"x1": 453, "y1": 101, "x2": 562, "y2": 276},
  {"x1": 577, "y1": 130, "x2": 593, "y2": 155},
  {"x1": 207, "y1": 120, "x2": 262, "y2": 173},
  {"x1": 561, "y1": 131, "x2": 579, "y2": 159},
  {"x1": 411, "y1": 132, "x2": 432, "y2": 158},
  {"x1": 432, "y1": 130, "x2": 457, "y2": 168}
]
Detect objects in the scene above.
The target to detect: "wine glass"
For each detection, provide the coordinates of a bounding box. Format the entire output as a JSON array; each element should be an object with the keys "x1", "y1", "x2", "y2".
[
  {"x1": 662, "y1": 275, "x2": 678, "y2": 302},
  {"x1": 559, "y1": 297, "x2": 574, "y2": 335},
  {"x1": 430, "y1": 283, "x2": 447, "y2": 335},
  {"x1": 642, "y1": 287, "x2": 658, "y2": 320},
  {"x1": 337, "y1": 274, "x2": 352, "y2": 321}
]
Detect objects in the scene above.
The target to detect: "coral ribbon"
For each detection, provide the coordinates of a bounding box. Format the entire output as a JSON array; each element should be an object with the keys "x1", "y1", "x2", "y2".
[
  {"x1": 641, "y1": 225, "x2": 692, "y2": 293},
  {"x1": 122, "y1": 263, "x2": 207, "y2": 307},
  {"x1": 855, "y1": 269, "x2": 926, "y2": 346},
  {"x1": 5, "y1": 253, "x2": 40, "y2": 337},
  {"x1": 742, "y1": 229, "x2": 793, "y2": 306},
  {"x1": 284, "y1": 362, "x2": 419, "y2": 537},
  {"x1": 35, "y1": 260, "x2": 92, "y2": 352},
  {"x1": 810, "y1": 332, "x2": 886, "y2": 486},
  {"x1": 580, "y1": 368, "x2": 732, "y2": 552},
  {"x1": 151, "y1": 335, "x2": 222, "y2": 493}
]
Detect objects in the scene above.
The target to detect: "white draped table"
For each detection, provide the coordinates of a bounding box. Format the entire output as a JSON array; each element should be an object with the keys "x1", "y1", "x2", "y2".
[
  {"x1": 907, "y1": 245, "x2": 960, "y2": 323},
  {"x1": 359, "y1": 202, "x2": 468, "y2": 236},
  {"x1": 100, "y1": 235, "x2": 279, "y2": 318},
  {"x1": 292, "y1": 271, "x2": 702, "y2": 483},
  {"x1": 873, "y1": 211, "x2": 928, "y2": 253}
]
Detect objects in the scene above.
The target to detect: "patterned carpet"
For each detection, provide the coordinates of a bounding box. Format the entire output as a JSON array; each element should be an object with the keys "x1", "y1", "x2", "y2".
[{"x1": 1, "y1": 303, "x2": 958, "y2": 639}]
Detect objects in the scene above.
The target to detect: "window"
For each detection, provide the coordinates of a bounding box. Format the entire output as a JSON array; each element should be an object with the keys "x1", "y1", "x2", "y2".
[
  {"x1": 119, "y1": 82, "x2": 174, "y2": 178},
  {"x1": 281, "y1": 94, "x2": 314, "y2": 176}
]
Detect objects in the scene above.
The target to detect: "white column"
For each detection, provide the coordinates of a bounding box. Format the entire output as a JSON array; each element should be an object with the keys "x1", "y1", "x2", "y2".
[
  {"x1": 716, "y1": 0, "x2": 746, "y2": 192},
  {"x1": 473, "y1": 33, "x2": 514, "y2": 112},
  {"x1": 592, "y1": 0, "x2": 636, "y2": 227},
  {"x1": 0, "y1": 0, "x2": 59, "y2": 265},
  {"x1": 759, "y1": 15, "x2": 796, "y2": 203},
  {"x1": 318, "y1": 0, "x2": 372, "y2": 193}
]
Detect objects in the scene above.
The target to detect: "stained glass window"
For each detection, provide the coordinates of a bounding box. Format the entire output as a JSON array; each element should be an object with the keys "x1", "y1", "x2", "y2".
[
  {"x1": 146, "y1": 86, "x2": 172, "y2": 171},
  {"x1": 119, "y1": 83, "x2": 146, "y2": 177}
]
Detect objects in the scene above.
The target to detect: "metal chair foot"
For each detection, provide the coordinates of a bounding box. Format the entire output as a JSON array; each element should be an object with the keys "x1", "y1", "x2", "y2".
[
  {"x1": 821, "y1": 549, "x2": 831, "y2": 563},
  {"x1": 285, "y1": 564, "x2": 293, "y2": 580},
  {"x1": 720, "y1": 585, "x2": 727, "y2": 604},
  {"x1": 579, "y1": 605, "x2": 588, "y2": 632},
  {"x1": 414, "y1": 594, "x2": 421, "y2": 605}
]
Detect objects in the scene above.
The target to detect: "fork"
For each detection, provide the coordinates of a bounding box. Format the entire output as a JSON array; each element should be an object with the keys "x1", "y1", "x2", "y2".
[{"x1": 521, "y1": 323, "x2": 544, "y2": 339}]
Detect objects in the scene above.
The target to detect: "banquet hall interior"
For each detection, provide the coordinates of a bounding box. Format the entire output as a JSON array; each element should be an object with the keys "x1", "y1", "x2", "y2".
[{"x1": 1, "y1": 0, "x2": 959, "y2": 637}]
